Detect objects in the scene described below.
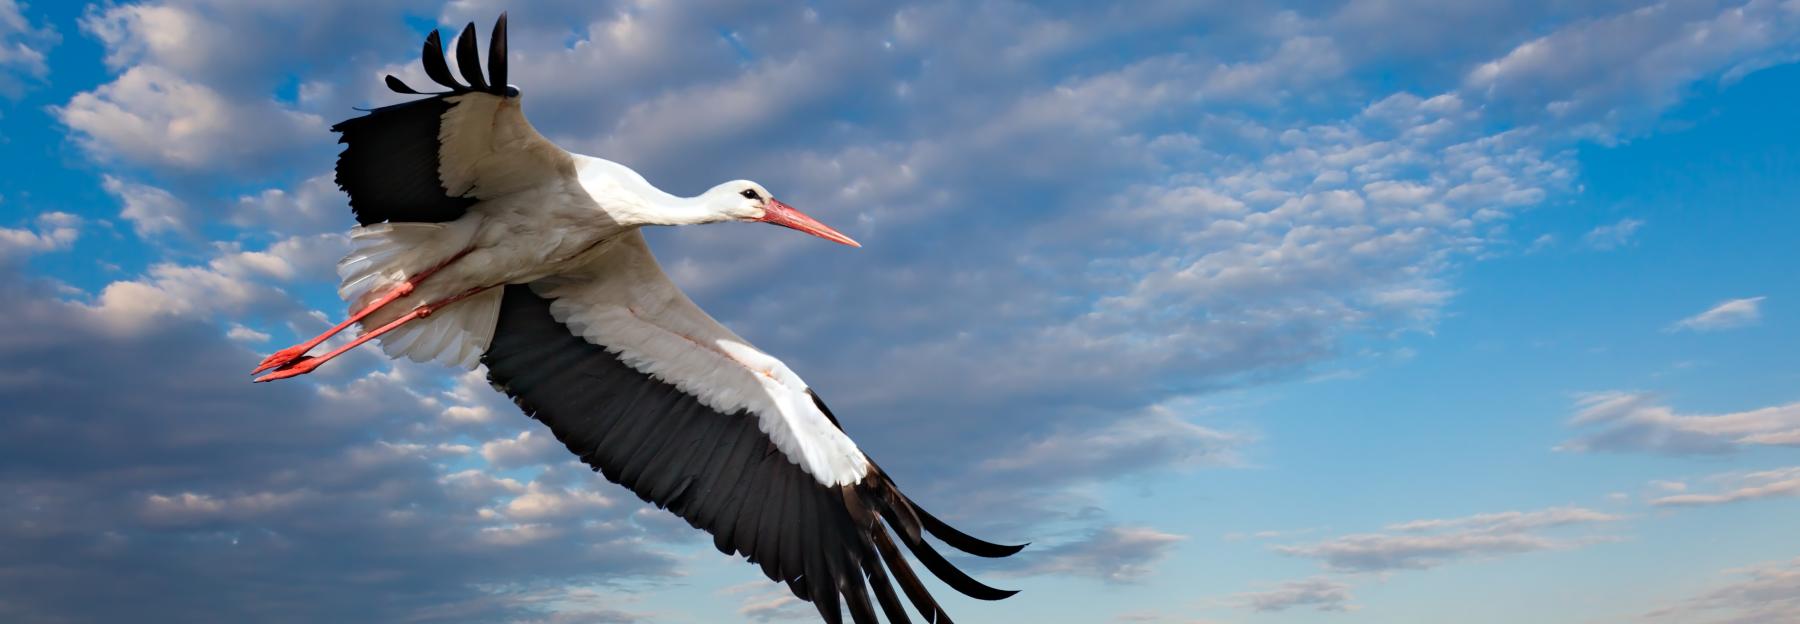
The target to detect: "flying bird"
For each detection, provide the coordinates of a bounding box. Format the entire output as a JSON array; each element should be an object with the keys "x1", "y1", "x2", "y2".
[{"x1": 250, "y1": 15, "x2": 1023, "y2": 624}]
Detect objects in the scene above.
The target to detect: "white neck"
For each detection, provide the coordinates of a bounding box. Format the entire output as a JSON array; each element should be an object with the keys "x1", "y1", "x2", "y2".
[
  {"x1": 639, "y1": 195, "x2": 729, "y2": 226},
  {"x1": 575, "y1": 155, "x2": 733, "y2": 228}
]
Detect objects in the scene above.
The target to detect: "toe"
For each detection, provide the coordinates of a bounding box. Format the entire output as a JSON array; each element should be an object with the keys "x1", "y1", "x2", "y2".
[
  {"x1": 253, "y1": 357, "x2": 317, "y2": 382},
  {"x1": 252, "y1": 347, "x2": 308, "y2": 374}
]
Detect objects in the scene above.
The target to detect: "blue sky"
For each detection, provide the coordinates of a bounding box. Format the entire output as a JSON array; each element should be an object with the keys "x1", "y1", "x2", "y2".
[{"x1": 2, "y1": 1, "x2": 1799, "y2": 622}]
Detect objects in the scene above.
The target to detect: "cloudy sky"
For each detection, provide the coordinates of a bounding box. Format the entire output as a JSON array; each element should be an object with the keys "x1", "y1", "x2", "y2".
[{"x1": 2, "y1": 0, "x2": 1798, "y2": 622}]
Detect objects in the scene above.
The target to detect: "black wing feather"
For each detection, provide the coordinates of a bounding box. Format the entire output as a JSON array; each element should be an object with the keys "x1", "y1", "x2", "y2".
[
  {"x1": 384, "y1": 74, "x2": 425, "y2": 94},
  {"x1": 733, "y1": 450, "x2": 779, "y2": 571},
  {"x1": 753, "y1": 455, "x2": 791, "y2": 582},
  {"x1": 916, "y1": 504, "x2": 1028, "y2": 558},
  {"x1": 332, "y1": 97, "x2": 473, "y2": 225},
  {"x1": 651, "y1": 406, "x2": 722, "y2": 506},
  {"x1": 455, "y1": 22, "x2": 489, "y2": 91},
  {"x1": 482, "y1": 285, "x2": 1024, "y2": 623},
  {"x1": 420, "y1": 30, "x2": 461, "y2": 90},
  {"x1": 872, "y1": 528, "x2": 952, "y2": 623},
  {"x1": 847, "y1": 497, "x2": 913, "y2": 624},
  {"x1": 488, "y1": 13, "x2": 509, "y2": 88},
  {"x1": 331, "y1": 16, "x2": 517, "y2": 226}
]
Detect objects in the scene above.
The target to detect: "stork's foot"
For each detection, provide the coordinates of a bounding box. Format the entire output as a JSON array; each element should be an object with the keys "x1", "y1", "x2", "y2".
[
  {"x1": 251, "y1": 344, "x2": 313, "y2": 375},
  {"x1": 254, "y1": 356, "x2": 321, "y2": 383}
]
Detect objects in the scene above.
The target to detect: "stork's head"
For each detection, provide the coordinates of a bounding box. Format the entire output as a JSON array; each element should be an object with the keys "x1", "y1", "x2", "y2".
[{"x1": 704, "y1": 180, "x2": 860, "y2": 248}]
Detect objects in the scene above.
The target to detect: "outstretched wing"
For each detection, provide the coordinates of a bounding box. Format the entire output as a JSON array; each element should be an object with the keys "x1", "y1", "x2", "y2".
[
  {"x1": 332, "y1": 14, "x2": 573, "y2": 225},
  {"x1": 481, "y1": 232, "x2": 1025, "y2": 624}
]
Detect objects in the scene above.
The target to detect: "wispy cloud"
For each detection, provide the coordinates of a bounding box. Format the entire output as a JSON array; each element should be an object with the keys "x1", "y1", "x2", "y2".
[
  {"x1": 977, "y1": 404, "x2": 1248, "y2": 484},
  {"x1": 1228, "y1": 577, "x2": 1357, "y2": 613},
  {"x1": 100, "y1": 175, "x2": 190, "y2": 238},
  {"x1": 1651, "y1": 480, "x2": 1689, "y2": 492},
  {"x1": 1670, "y1": 297, "x2": 1767, "y2": 332},
  {"x1": 1650, "y1": 467, "x2": 1800, "y2": 508},
  {"x1": 1649, "y1": 557, "x2": 1800, "y2": 624},
  {"x1": 1526, "y1": 233, "x2": 1557, "y2": 253},
  {"x1": 1274, "y1": 506, "x2": 1622, "y2": 572},
  {"x1": 1582, "y1": 218, "x2": 1645, "y2": 250},
  {"x1": 1382, "y1": 507, "x2": 1621, "y2": 533},
  {"x1": 0, "y1": 0, "x2": 57, "y2": 97},
  {"x1": 720, "y1": 581, "x2": 813, "y2": 622},
  {"x1": 1464, "y1": 0, "x2": 1800, "y2": 135},
  {"x1": 1013, "y1": 526, "x2": 1187, "y2": 584},
  {"x1": 1560, "y1": 391, "x2": 1800, "y2": 455}
]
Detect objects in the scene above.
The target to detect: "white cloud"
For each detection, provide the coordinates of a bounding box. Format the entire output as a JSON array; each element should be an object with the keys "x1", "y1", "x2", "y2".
[
  {"x1": 725, "y1": 581, "x2": 812, "y2": 623},
  {"x1": 1650, "y1": 557, "x2": 1800, "y2": 623},
  {"x1": 479, "y1": 430, "x2": 566, "y2": 470},
  {"x1": 54, "y1": 64, "x2": 323, "y2": 173},
  {"x1": 499, "y1": 481, "x2": 613, "y2": 522},
  {"x1": 440, "y1": 469, "x2": 526, "y2": 503},
  {"x1": 1651, "y1": 479, "x2": 1689, "y2": 492},
  {"x1": 1651, "y1": 467, "x2": 1800, "y2": 507},
  {"x1": 437, "y1": 368, "x2": 507, "y2": 425},
  {"x1": 101, "y1": 175, "x2": 189, "y2": 237},
  {"x1": 1275, "y1": 505, "x2": 1621, "y2": 572},
  {"x1": 590, "y1": 52, "x2": 859, "y2": 169},
  {"x1": 85, "y1": 260, "x2": 276, "y2": 328},
  {"x1": 1198, "y1": 35, "x2": 1347, "y2": 102},
  {"x1": 1382, "y1": 506, "x2": 1621, "y2": 533},
  {"x1": 0, "y1": 211, "x2": 81, "y2": 259},
  {"x1": 1671, "y1": 297, "x2": 1767, "y2": 332},
  {"x1": 1015, "y1": 526, "x2": 1187, "y2": 583},
  {"x1": 139, "y1": 490, "x2": 310, "y2": 527},
  {"x1": 1560, "y1": 391, "x2": 1800, "y2": 455},
  {"x1": 978, "y1": 405, "x2": 1246, "y2": 483},
  {"x1": 81, "y1": 2, "x2": 251, "y2": 78},
  {"x1": 79, "y1": 0, "x2": 432, "y2": 95},
  {"x1": 1525, "y1": 233, "x2": 1557, "y2": 253},
  {"x1": 1465, "y1": 0, "x2": 1800, "y2": 137},
  {"x1": 225, "y1": 323, "x2": 269, "y2": 343},
  {"x1": 1582, "y1": 217, "x2": 1645, "y2": 250},
  {"x1": 822, "y1": 88, "x2": 1576, "y2": 428},
  {"x1": 232, "y1": 173, "x2": 347, "y2": 236},
  {"x1": 0, "y1": 0, "x2": 55, "y2": 96},
  {"x1": 80, "y1": 233, "x2": 340, "y2": 334},
  {"x1": 1229, "y1": 577, "x2": 1357, "y2": 613},
  {"x1": 1281, "y1": 532, "x2": 1552, "y2": 572}
]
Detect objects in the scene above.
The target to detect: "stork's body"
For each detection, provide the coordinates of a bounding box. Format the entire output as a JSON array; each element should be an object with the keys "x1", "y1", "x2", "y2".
[
  {"x1": 334, "y1": 157, "x2": 682, "y2": 336},
  {"x1": 249, "y1": 16, "x2": 1022, "y2": 624}
]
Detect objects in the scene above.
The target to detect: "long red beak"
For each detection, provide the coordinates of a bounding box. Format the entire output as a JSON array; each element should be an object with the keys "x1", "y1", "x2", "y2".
[{"x1": 758, "y1": 198, "x2": 861, "y2": 248}]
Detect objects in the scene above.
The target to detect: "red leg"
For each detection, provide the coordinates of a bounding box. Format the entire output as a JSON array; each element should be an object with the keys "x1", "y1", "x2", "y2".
[
  {"x1": 250, "y1": 248, "x2": 473, "y2": 375},
  {"x1": 249, "y1": 282, "x2": 415, "y2": 374},
  {"x1": 254, "y1": 285, "x2": 496, "y2": 383}
]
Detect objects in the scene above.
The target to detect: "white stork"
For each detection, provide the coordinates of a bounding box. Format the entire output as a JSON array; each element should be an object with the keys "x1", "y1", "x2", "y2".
[{"x1": 250, "y1": 15, "x2": 1023, "y2": 624}]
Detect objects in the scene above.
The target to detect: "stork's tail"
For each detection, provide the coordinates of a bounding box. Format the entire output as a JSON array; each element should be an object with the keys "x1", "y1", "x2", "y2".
[{"x1": 336, "y1": 221, "x2": 499, "y2": 369}]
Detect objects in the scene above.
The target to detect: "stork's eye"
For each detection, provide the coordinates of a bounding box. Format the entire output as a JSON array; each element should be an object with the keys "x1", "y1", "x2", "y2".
[{"x1": 740, "y1": 189, "x2": 761, "y2": 200}]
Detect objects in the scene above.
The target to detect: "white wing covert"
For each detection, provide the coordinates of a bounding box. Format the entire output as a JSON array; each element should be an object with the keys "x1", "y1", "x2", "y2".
[{"x1": 532, "y1": 231, "x2": 869, "y2": 486}]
